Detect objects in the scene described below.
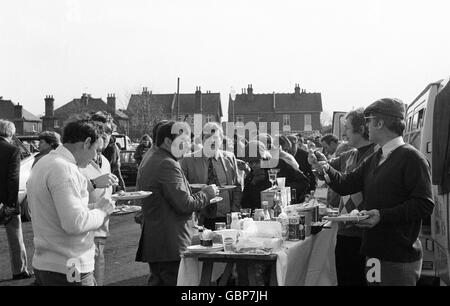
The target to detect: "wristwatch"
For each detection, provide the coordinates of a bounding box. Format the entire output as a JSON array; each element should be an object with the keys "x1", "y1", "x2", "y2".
[{"x1": 90, "y1": 179, "x2": 97, "y2": 189}]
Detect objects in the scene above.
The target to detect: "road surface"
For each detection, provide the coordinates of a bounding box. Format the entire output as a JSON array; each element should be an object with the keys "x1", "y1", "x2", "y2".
[{"x1": 0, "y1": 212, "x2": 149, "y2": 286}]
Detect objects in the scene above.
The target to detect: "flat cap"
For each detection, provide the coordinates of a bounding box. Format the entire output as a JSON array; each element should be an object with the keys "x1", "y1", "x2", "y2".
[{"x1": 364, "y1": 98, "x2": 405, "y2": 119}]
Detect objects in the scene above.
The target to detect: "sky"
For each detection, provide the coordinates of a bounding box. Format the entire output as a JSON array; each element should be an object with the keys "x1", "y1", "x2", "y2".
[{"x1": 1, "y1": 0, "x2": 450, "y2": 123}]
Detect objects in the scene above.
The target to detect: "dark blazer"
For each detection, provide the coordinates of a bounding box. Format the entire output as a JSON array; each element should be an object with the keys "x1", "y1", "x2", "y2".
[
  {"x1": 135, "y1": 147, "x2": 210, "y2": 263},
  {"x1": 0, "y1": 137, "x2": 20, "y2": 211},
  {"x1": 295, "y1": 148, "x2": 317, "y2": 193}
]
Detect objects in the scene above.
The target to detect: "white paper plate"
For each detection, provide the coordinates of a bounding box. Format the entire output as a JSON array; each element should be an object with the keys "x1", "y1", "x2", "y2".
[
  {"x1": 187, "y1": 244, "x2": 223, "y2": 253},
  {"x1": 190, "y1": 184, "x2": 207, "y2": 190},
  {"x1": 112, "y1": 205, "x2": 142, "y2": 215},
  {"x1": 218, "y1": 185, "x2": 237, "y2": 190},
  {"x1": 111, "y1": 191, "x2": 152, "y2": 201},
  {"x1": 325, "y1": 214, "x2": 369, "y2": 222},
  {"x1": 210, "y1": 196, "x2": 223, "y2": 203}
]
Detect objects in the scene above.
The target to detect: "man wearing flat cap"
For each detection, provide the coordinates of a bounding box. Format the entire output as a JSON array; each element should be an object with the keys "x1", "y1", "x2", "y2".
[{"x1": 309, "y1": 98, "x2": 434, "y2": 285}]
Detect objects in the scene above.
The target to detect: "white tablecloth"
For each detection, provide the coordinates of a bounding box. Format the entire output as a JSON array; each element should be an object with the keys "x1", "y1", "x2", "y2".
[{"x1": 177, "y1": 222, "x2": 338, "y2": 286}]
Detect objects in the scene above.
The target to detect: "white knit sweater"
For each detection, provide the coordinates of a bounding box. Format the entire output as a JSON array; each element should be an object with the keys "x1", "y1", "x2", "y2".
[{"x1": 27, "y1": 146, "x2": 107, "y2": 275}]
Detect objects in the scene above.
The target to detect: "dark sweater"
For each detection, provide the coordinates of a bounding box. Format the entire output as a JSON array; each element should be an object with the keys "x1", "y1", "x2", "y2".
[{"x1": 327, "y1": 143, "x2": 434, "y2": 262}]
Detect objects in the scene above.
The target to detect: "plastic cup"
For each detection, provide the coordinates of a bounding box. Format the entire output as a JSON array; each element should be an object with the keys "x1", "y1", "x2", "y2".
[{"x1": 215, "y1": 222, "x2": 226, "y2": 231}]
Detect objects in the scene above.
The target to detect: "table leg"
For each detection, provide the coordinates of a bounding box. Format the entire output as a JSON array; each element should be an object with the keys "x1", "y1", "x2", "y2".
[
  {"x1": 199, "y1": 261, "x2": 213, "y2": 286},
  {"x1": 218, "y1": 263, "x2": 234, "y2": 286},
  {"x1": 236, "y1": 263, "x2": 249, "y2": 286},
  {"x1": 247, "y1": 264, "x2": 257, "y2": 286},
  {"x1": 269, "y1": 262, "x2": 277, "y2": 286}
]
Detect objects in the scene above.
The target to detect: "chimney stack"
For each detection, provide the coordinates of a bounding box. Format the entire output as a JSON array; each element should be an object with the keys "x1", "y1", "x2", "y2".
[
  {"x1": 107, "y1": 93, "x2": 116, "y2": 114},
  {"x1": 247, "y1": 84, "x2": 254, "y2": 101},
  {"x1": 14, "y1": 103, "x2": 23, "y2": 119},
  {"x1": 142, "y1": 87, "x2": 149, "y2": 95},
  {"x1": 81, "y1": 93, "x2": 89, "y2": 106},
  {"x1": 195, "y1": 86, "x2": 202, "y2": 112},
  {"x1": 295, "y1": 84, "x2": 301, "y2": 95},
  {"x1": 45, "y1": 95, "x2": 54, "y2": 117}
]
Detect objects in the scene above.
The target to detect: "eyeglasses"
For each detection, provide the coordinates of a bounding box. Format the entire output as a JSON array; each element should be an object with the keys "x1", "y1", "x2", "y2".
[{"x1": 364, "y1": 116, "x2": 376, "y2": 123}]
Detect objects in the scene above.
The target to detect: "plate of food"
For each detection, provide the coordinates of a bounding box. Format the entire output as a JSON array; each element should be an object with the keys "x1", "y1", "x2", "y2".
[
  {"x1": 112, "y1": 205, "x2": 142, "y2": 215},
  {"x1": 324, "y1": 210, "x2": 369, "y2": 222},
  {"x1": 218, "y1": 185, "x2": 237, "y2": 190},
  {"x1": 190, "y1": 184, "x2": 207, "y2": 190},
  {"x1": 111, "y1": 190, "x2": 152, "y2": 201},
  {"x1": 210, "y1": 196, "x2": 223, "y2": 204},
  {"x1": 186, "y1": 243, "x2": 223, "y2": 253}
]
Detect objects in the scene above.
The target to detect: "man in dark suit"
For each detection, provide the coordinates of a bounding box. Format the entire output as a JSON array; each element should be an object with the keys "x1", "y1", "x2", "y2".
[
  {"x1": 293, "y1": 134, "x2": 317, "y2": 194},
  {"x1": 135, "y1": 121, "x2": 218, "y2": 286},
  {"x1": 0, "y1": 119, "x2": 32, "y2": 279}
]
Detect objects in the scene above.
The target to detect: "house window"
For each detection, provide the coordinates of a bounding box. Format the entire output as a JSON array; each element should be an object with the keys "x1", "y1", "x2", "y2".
[
  {"x1": 206, "y1": 114, "x2": 214, "y2": 123},
  {"x1": 32, "y1": 124, "x2": 37, "y2": 132},
  {"x1": 54, "y1": 119, "x2": 60, "y2": 128},
  {"x1": 304, "y1": 114, "x2": 312, "y2": 131},
  {"x1": 283, "y1": 115, "x2": 290, "y2": 127},
  {"x1": 236, "y1": 115, "x2": 244, "y2": 123}
]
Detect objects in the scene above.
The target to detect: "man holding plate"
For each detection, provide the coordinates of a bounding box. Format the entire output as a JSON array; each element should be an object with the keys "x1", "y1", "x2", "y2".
[
  {"x1": 180, "y1": 122, "x2": 242, "y2": 230},
  {"x1": 136, "y1": 121, "x2": 218, "y2": 286},
  {"x1": 309, "y1": 98, "x2": 434, "y2": 286}
]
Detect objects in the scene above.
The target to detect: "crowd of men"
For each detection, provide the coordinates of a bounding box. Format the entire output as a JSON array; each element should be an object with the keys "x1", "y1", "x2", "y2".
[{"x1": 0, "y1": 96, "x2": 434, "y2": 286}]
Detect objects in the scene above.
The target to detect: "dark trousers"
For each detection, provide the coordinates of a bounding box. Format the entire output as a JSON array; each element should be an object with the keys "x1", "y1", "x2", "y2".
[
  {"x1": 147, "y1": 261, "x2": 180, "y2": 286},
  {"x1": 202, "y1": 217, "x2": 227, "y2": 231},
  {"x1": 335, "y1": 235, "x2": 367, "y2": 286}
]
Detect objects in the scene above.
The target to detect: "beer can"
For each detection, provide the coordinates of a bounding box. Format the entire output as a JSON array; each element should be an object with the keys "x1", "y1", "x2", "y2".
[
  {"x1": 299, "y1": 215, "x2": 306, "y2": 240},
  {"x1": 288, "y1": 216, "x2": 300, "y2": 241}
]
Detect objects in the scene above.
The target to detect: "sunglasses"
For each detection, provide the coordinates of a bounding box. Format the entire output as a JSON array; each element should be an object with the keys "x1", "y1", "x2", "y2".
[{"x1": 364, "y1": 116, "x2": 376, "y2": 123}]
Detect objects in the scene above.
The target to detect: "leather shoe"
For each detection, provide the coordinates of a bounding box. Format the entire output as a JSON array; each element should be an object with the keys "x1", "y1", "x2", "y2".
[{"x1": 12, "y1": 271, "x2": 34, "y2": 280}]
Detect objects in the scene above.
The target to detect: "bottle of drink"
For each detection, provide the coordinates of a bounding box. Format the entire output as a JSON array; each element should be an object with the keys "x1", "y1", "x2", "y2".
[
  {"x1": 230, "y1": 212, "x2": 240, "y2": 230},
  {"x1": 278, "y1": 211, "x2": 289, "y2": 241},
  {"x1": 273, "y1": 191, "x2": 282, "y2": 218},
  {"x1": 262, "y1": 201, "x2": 271, "y2": 221}
]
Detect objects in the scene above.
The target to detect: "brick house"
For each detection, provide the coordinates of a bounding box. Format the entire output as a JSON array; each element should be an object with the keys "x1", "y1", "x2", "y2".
[
  {"x1": 0, "y1": 97, "x2": 42, "y2": 135},
  {"x1": 126, "y1": 87, "x2": 222, "y2": 140},
  {"x1": 228, "y1": 84, "x2": 323, "y2": 136},
  {"x1": 42, "y1": 93, "x2": 130, "y2": 134}
]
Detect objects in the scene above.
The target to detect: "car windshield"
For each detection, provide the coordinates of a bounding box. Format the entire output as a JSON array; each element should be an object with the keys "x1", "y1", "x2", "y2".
[{"x1": 12, "y1": 137, "x2": 32, "y2": 160}]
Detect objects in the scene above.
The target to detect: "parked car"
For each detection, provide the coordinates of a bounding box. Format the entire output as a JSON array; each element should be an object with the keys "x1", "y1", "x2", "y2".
[
  {"x1": 16, "y1": 135, "x2": 40, "y2": 154},
  {"x1": 12, "y1": 135, "x2": 37, "y2": 222},
  {"x1": 112, "y1": 133, "x2": 138, "y2": 188}
]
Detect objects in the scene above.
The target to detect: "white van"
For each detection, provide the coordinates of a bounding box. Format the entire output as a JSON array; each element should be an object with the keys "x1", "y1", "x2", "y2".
[{"x1": 405, "y1": 77, "x2": 450, "y2": 285}]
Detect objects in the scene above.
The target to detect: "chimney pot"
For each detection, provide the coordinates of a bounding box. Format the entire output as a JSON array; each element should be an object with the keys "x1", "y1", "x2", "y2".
[{"x1": 45, "y1": 94, "x2": 55, "y2": 117}]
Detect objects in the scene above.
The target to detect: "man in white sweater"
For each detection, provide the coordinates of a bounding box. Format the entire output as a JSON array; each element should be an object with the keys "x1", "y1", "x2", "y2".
[{"x1": 27, "y1": 118, "x2": 115, "y2": 286}]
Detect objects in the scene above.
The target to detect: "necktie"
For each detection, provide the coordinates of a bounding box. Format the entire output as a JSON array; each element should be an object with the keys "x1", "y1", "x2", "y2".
[
  {"x1": 207, "y1": 158, "x2": 218, "y2": 185},
  {"x1": 374, "y1": 148, "x2": 383, "y2": 166}
]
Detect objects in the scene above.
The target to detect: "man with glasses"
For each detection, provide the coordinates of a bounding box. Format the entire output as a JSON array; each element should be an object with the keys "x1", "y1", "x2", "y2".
[
  {"x1": 180, "y1": 122, "x2": 242, "y2": 230},
  {"x1": 309, "y1": 98, "x2": 434, "y2": 285}
]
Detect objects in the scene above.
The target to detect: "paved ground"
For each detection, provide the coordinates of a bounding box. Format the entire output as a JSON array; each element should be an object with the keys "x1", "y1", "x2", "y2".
[{"x1": 0, "y1": 212, "x2": 149, "y2": 286}]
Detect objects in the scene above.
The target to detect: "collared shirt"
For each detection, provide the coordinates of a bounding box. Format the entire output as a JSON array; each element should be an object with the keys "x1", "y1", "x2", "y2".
[{"x1": 379, "y1": 136, "x2": 405, "y2": 165}]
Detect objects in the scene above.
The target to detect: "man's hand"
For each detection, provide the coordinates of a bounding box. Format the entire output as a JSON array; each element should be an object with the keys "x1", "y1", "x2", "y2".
[
  {"x1": 93, "y1": 174, "x2": 119, "y2": 188},
  {"x1": 201, "y1": 184, "x2": 219, "y2": 201},
  {"x1": 355, "y1": 209, "x2": 380, "y2": 228},
  {"x1": 96, "y1": 198, "x2": 116, "y2": 216}
]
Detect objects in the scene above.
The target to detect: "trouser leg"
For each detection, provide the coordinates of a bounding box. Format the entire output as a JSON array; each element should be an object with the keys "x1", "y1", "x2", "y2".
[{"x1": 5, "y1": 214, "x2": 28, "y2": 276}]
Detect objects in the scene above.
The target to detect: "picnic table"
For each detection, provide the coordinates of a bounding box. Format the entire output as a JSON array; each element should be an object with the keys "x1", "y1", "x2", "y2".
[{"x1": 177, "y1": 222, "x2": 338, "y2": 286}]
